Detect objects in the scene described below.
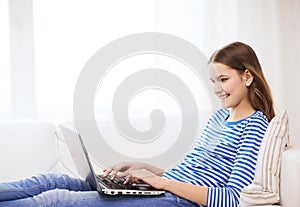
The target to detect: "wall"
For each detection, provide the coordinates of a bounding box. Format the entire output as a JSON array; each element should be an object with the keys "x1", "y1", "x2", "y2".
[{"x1": 280, "y1": 0, "x2": 300, "y2": 148}]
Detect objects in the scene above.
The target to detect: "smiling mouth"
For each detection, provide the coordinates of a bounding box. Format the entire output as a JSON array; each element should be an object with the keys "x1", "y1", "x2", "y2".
[{"x1": 218, "y1": 94, "x2": 229, "y2": 100}]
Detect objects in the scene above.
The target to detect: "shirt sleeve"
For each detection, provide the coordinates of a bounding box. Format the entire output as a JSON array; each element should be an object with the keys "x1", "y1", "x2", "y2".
[{"x1": 206, "y1": 116, "x2": 269, "y2": 207}]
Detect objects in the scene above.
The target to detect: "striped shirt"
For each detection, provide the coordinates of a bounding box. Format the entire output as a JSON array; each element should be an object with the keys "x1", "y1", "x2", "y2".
[{"x1": 163, "y1": 109, "x2": 269, "y2": 207}]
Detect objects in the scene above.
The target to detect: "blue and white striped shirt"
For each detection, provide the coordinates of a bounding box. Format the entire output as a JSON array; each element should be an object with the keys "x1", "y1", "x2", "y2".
[{"x1": 163, "y1": 109, "x2": 269, "y2": 207}]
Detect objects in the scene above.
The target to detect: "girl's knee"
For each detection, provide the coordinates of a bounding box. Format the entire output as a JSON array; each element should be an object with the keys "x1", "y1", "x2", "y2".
[{"x1": 32, "y1": 189, "x2": 66, "y2": 206}]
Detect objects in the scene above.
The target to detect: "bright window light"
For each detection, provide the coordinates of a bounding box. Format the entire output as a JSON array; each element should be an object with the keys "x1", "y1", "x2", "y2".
[
  {"x1": 0, "y1": 0, "x2": 10, "y2": 118},
  {"x1": 33, "y1": 0, "x2": 213, "y2": 125},
  {"x1": 33, "y1": 0, "x2": 156, "y2": 123}
]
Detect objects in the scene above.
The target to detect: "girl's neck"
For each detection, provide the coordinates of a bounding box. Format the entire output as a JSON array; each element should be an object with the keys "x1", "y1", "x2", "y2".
[{"x1": 227, "y1": 103, "x2": 256, "y2": 122}]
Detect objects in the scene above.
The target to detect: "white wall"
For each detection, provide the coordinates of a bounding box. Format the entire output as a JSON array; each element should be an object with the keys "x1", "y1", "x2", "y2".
[{"x1": 280, "y1": 0, "x2": 300, "y2": 148}]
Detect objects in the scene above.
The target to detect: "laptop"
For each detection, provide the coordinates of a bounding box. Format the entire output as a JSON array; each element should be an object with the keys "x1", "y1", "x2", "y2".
[{"x1": 59, "y1": 125, "x2": 165, "y2": 196}]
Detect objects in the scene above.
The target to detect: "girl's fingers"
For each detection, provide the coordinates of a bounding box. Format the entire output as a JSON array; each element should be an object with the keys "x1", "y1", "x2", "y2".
[
  {"x1": 123, "y1": 176, "x2": 130, "y2": 184},
  {"x1": 103, "y1": 163, "x2": 128, "y2": 179},
  {"x1": 111, "y1": 170, "x2": 119, "y2": 180},
  {"x1": 102, "y1": 165, "x2": 119, "y2": 178},
  {"x1": 118, "y1": 167, "x2": 133, "y2": 178},
  {"x1": 102, "y1": 167, "x2": 113, "y2": 177}
]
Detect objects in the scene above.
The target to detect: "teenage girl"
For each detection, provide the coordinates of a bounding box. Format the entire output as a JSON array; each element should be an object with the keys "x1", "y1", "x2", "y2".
[{"x1": 0, "y1": 42, "x2": 274, "y2": 207}]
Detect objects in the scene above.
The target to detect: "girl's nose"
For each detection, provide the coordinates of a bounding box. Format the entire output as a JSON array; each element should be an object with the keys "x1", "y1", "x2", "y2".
[{"x1": 214, "y1": 81, "x2": 222, "y2": 94}]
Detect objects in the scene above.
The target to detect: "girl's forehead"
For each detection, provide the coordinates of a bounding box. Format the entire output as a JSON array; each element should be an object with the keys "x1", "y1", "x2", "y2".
[{"x1": 209, "y1": 63, "x2": 238, "y2": 78}]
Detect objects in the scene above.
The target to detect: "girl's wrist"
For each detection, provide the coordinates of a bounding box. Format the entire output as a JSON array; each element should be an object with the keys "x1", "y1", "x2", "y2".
[{"x1": 160, "y1": 177, "x2": 172, "y2": 190}]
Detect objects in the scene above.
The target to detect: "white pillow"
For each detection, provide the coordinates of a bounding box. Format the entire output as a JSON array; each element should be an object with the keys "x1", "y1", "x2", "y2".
[{"x1": 240, "y1": 110, "x2": 290, "y2": 206}]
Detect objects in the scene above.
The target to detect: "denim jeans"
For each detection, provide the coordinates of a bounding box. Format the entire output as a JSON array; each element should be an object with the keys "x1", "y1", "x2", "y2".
[{"x1": 0, "y1": 173, "x2": 199, "y2": 207}]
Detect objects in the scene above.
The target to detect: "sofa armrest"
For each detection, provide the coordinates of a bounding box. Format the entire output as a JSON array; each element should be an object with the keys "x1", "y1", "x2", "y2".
[
  {"x1": 0, "y1": 120, "x2": 58, "y2": 182},
  {"x1": 280, "y1": 147, "x2": 300, "y2": 207}
]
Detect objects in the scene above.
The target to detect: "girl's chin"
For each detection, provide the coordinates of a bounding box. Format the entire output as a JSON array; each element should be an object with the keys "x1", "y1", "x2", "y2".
[{"x1": 220, "y1": 101, "x2": 231, "y2": 109}]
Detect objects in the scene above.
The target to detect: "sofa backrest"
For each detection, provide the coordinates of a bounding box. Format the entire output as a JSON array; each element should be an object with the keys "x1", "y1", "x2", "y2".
[{"x1": 280, "y1": 148, "x2": 300, "y2": 206}]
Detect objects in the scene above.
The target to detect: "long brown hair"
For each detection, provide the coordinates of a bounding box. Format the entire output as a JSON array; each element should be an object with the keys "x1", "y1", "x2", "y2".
[{"x1": 209, "y1": 42, "x2": 275, "y2": 121}]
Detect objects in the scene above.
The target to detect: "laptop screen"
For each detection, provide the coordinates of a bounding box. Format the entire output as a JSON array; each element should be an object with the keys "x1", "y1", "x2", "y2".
[{"x1": 59, "y1": 125, "x2": 99, "y2": 189}]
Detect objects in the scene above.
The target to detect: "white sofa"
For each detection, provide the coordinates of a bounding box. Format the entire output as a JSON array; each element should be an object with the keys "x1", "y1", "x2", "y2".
[
  {"x1": 0, "y1": 120, "x2": 84, "y2": 182},
  {"x1": 0, "y1": 120, "x2": 299, "y2": 206}
]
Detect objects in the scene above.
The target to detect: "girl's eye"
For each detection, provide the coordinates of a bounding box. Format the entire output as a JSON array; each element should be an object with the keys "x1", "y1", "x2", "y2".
[
  {"x1": 210, "y1": 79, "x2": 215, "y2": 84},
  {"x1": 220, "y1": 78, "x2": 228, "y2": 82}
]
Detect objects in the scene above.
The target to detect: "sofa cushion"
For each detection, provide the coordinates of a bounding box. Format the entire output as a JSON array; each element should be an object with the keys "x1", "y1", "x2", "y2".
[{"x1": 240, "y1": 110, "x2": 289, "y2": 206}]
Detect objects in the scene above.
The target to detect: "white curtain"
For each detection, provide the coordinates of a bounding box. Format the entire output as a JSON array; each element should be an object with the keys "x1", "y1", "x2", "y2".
[
  {"x1": 157, "y1": 0, "x2": 284, "y2": 107},
  {"x1": 156, "y1": 0, "x2": 300, "y2": 148},
  {"x1": 0, "y1": 0, "x2": 10, "y2": 117},
  {"x1": 2, "y1": 0, "x2": 300, "y2": 147}
]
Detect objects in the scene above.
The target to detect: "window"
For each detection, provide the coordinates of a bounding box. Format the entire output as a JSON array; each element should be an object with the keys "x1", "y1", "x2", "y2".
[
  {"x1": 33, "y1": 0, "x2": 157, "y2": 123},
  {"x1": 0, "y1": 0, "x2": 10, "y2": 118}
]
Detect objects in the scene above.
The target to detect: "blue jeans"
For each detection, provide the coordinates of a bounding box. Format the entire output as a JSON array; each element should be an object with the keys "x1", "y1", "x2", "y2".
[{"x1": 0, "y1": 173, "x2": 199, "y2": 207}]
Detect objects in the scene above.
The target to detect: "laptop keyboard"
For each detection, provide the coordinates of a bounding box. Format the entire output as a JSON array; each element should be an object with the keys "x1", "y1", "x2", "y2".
[{"x1": 96, "y1": 175, "x2": 134, "y2": 189}]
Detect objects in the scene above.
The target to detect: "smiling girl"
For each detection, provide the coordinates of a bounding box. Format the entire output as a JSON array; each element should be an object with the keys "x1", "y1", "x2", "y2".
[{"x1": 0, "y1": 42, "x2": 275, "y2": 207}]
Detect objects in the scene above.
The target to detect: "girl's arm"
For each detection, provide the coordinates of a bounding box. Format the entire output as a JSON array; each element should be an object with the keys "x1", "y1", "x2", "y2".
[
  {"x1": 127, "y1": 169, "x2": 208, "y2": 206},
  {"x1": 164, "y1": 178, "x2": 208, "y2": 205}
]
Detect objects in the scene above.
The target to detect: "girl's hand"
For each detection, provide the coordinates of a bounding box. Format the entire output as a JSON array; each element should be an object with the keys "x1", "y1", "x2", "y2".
[
  {"x1": 102, "y1": 162, "x2": 144, "y2": 179},
  {"x1": 124, "y1": 169, "x2": 168, "y2": 190}
]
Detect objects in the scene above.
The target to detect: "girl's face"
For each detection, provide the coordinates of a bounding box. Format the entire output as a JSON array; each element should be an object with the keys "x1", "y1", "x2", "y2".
[{"x1": 209, "y1": 62, "x2": 251, "y2": 110}]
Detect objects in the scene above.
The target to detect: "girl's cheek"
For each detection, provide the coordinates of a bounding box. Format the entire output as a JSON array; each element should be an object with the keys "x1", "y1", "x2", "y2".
[
  {"x1": 222, "y1": 81, "x2": 234, "y2": 92},
  {"x1": 220, "y1": 83, "x2": 228, "y2": 91}
]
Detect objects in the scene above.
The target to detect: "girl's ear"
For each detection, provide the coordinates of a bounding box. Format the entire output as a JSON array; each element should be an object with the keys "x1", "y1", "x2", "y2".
[{"x1": 244, "y1": 69, "x2": 254, "y2": 87}]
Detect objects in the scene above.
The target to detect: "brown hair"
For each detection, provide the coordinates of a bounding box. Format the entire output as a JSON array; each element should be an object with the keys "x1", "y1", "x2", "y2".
[{"x1": 209, "y1": 42, "x2": 275, "y2": 121}]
